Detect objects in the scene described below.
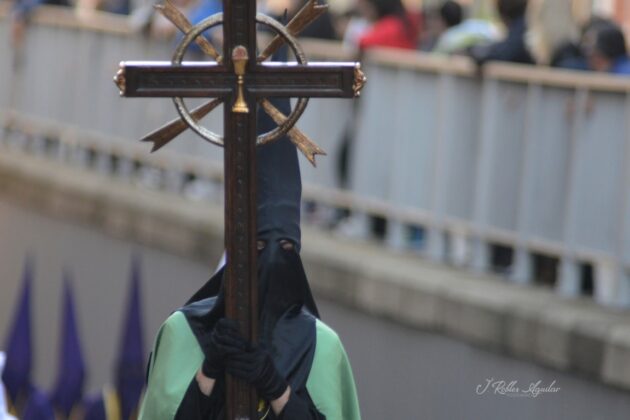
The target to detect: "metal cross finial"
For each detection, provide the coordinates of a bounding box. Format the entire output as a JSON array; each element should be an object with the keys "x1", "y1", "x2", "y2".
[{"x1": 231, "y1": 46, "x2": 250, "y2": 113}]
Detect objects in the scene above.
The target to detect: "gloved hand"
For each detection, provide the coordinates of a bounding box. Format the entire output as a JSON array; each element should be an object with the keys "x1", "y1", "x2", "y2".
[
  {"x1": 200, "y1": 319, "x2": 242, "y2": 379},
  {"x1": 215, "y1": 320, "x2": 288, "y2": 401}
]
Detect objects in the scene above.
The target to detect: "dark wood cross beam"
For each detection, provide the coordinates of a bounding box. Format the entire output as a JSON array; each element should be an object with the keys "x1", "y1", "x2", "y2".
[
  {"x1": 114, "y1": 0, "x2": 364, "y2": 418},
  {"x1": 121, "y1": 62, "x2": 356, "y2": 98}
]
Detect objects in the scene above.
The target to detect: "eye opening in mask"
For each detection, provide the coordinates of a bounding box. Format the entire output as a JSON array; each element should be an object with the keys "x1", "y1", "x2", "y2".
[
  {"x1": 278, "y1": 238, "x2": 295, "y2": 251},
  {"x1": 257, "y1": 240, "x2": 267, "y2": 251}
]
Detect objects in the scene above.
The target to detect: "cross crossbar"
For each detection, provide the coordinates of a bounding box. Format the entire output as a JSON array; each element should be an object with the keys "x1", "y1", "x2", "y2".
[{"x1": 119, "y1": 62, "x2": 357, "y2": 98}]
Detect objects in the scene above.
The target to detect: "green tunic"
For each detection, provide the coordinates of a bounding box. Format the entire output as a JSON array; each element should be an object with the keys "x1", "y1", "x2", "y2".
[{"x1": 139, "y1": 311, "x2": 361, "y2": 420}]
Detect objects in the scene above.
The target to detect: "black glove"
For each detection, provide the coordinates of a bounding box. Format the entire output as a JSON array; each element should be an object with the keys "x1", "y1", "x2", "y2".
[
  {"x1": 200, "y1": 319, "x2": 241, "y2": 379},
  {"x1": 215, "y1": 321, "x2": 288, "y2": 401}
]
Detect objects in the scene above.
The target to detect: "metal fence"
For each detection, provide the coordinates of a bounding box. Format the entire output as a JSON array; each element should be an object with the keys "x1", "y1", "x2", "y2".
[{"x1": 0, "y1": 6, "x2": 628, "y2": 306}]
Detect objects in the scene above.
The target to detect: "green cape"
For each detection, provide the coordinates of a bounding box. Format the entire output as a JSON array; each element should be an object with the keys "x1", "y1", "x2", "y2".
[{"x1": 138, "y1": 311, "x2": 361, "y2": 420}]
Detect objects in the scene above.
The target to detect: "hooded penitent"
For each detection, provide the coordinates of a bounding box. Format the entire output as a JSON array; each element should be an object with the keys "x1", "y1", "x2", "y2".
[
  {"x1": 2, "y1": 258, "x2": 34, "y2": 412},
  {"x1": 115, "y1": 255, "x2": 146, "y2": 419},
  {"x1": 139, "y1": 53, "x2": 360, "y2": 420},
  {"x1": 21, "y1": 387, "x2": 55, "y2": 420},
  {"x1": 176, "y1": 93, "x2": 321, "y2": 417},
  {"x1": 50, "y1": 272, "x2": 86, "y2": 418}
]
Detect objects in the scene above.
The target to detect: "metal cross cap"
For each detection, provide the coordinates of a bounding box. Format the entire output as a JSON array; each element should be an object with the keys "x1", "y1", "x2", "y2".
[{"x1": 113, "y1": 0, "x2": 365, "y2": 418}]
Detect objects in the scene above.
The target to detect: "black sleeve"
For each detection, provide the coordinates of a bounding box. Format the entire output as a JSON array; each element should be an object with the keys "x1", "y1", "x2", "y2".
[
  {"x1": 276, "y1": 389, "x2": 325, "y2": 420},
  {"x1": 173, "y1": 379, "x2": 323, "y2": 420},
  {"x1": 469, "y1": 25, "x2": 533, "y2": 66},
  {"x1": 483, "y1": 39, "x2": 532, "y2": 64},
  {"x1": 174, "y1": 378, "x2": 225, "y2": 420}
]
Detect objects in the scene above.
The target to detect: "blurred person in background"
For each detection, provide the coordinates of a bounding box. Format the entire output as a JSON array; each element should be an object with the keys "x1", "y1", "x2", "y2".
[
  {"x1": 339, "y1": 6, "x2": 371, "y2": 51},
  {"x1": 98, "y1": 0, "x2": 130, "y2": 14},
  {"x1": 431, "y1": 0, "x2": 500, "y2": 55},
  {"x1": 419, "y1": 0, "x2": 462, "y2": 51},
  {"x1": 182, "y1": 0, "x2": 222, "y2": 53},
  {"x1": 526, "y1": 0, "x2": 587, "y2": 69},
  {"x1": 335, "y1": 0, "x2": 421, "y2": 239},
  {"x1": 9, "y1": 0, "x2": 70, "y2": 47},
  {"x1": 183, "y1": 0, "x2": 221, "y2": 27},
  {"x1": 418, "y1": 3, "x2": 450, "y2": 51},
  {"x1": 583, "y1": 21, "x2": 630, "y2": 75},
  {"x1": 469, "y1": 0, "x2": 533, "y2": 65},
  {"x1": 148, "y1": 0, "x2": 210, "y2": 40},
  {"x1": 265, "y1": 0, "x2": 340, "y2": 40},
  {"x1": 356, "y1": 0, "x2": 421, "y2": 50},
  {"x1": 291, "y1": 0, "x2": 338, "y2": 40},
  {"x1": 75, "y1": 0, "x2": 131, "y2": 15}
]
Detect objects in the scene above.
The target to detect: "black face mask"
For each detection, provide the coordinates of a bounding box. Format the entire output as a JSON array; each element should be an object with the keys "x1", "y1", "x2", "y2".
[
  {"x1": 256, "y1": 235, "x2": 319, "y2": 347},
  {"x1": 184, "y1": 235, "x2": 318, "y2": 346},
  {"x1": 185, "y1": 70, "x2": 317, "y2": 343},
  {"x1": 181, "y1": 237, "x2": 319, "y2": 404}
]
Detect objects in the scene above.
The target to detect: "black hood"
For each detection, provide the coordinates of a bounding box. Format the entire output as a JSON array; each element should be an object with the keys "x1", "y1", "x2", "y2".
[
  {"x1": 184, "y1": 237, "x2": 319, "y2": 346},
  {"x1": 255, "y1": 89, "x2": 302, "y2": 251},
  {"x1": 184, "y1": 86, "x2": 318, "y2": 345}
]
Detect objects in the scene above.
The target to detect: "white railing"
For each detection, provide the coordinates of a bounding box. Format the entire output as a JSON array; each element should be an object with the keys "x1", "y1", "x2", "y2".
[{"x1": 1, "y1": 5, "x2": 628, "y2": 306}]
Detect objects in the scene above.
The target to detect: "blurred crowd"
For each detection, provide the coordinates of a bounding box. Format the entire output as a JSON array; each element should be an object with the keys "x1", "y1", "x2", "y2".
[
  {"x1": 336, "y1": 0, "x2": 630, "y2": 75},
  {"x1": 5, "y1": 0, "x2": 630, "y2": 75}
]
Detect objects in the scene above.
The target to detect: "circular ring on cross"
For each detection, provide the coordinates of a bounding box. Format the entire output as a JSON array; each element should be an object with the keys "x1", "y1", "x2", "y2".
[{"x1": 171, "y1": 13, "x2": 309, "y2": 147}]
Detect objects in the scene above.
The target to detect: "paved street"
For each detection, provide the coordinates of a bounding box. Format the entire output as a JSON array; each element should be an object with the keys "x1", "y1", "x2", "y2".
[{"x1": 0, "y1": 198, "x2": 629, "y2": 419}]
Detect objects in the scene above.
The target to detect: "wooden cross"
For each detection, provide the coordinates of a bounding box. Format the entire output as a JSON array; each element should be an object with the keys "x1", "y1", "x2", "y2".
[{"x1": 114, "y1": 0, "x2": 365, "y2": 418}]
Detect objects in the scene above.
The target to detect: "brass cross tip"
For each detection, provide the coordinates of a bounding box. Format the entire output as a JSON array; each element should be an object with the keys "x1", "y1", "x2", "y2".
[
  {"x1": 353, "y1": 63, "x2": 366, "y2": 97},
  {"x1": 232, "y1": 46, "x2": 249, "y2": 113},
  {"x1": 114, "y1": 65, "x2": 126, "y2": 96}
]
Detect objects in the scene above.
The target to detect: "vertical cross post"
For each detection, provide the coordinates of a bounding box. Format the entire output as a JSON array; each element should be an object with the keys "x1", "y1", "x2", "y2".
[{"x1": 223, "y1": 0, "x2": 259, "y2": 417}]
